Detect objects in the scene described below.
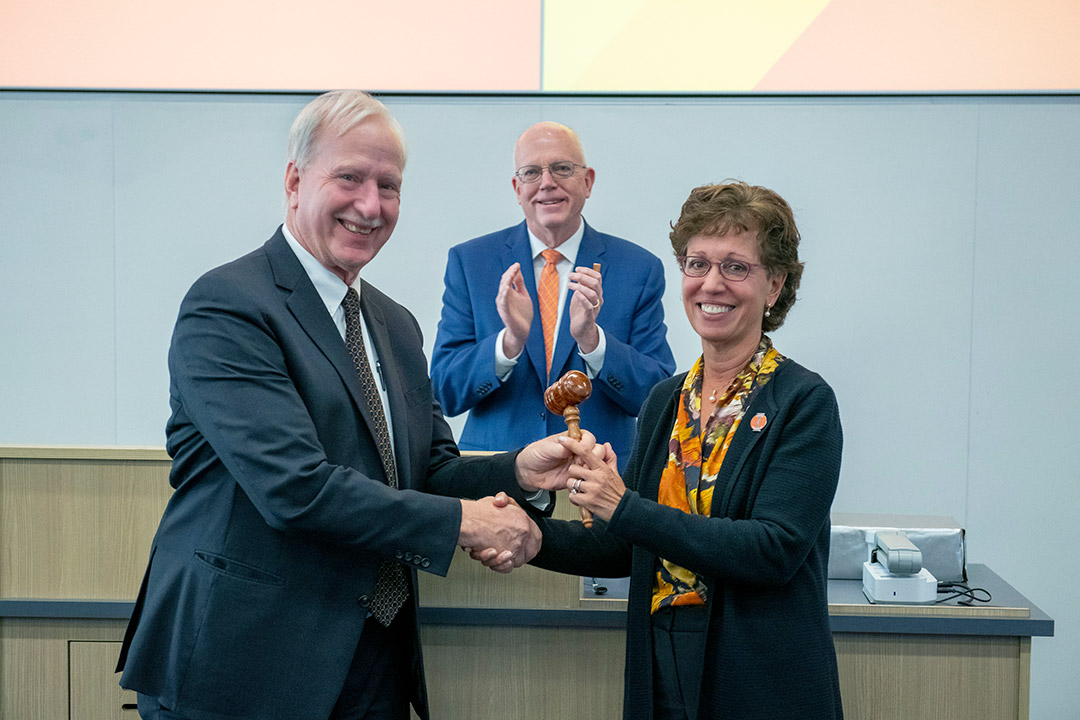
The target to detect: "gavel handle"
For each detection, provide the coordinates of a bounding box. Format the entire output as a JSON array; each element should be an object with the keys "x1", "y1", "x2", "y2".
[{"x1": 564, "y1": 409, "x2": 594, "y2": 529}]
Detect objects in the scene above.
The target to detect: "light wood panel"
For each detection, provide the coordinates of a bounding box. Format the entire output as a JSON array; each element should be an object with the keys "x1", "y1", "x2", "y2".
[
  {"x1": 0, "y1": 447, "x2": 170, "y2": 461},
  {"x1": 0, "y1": 619, "x2": 127, "y2": 720},
  {"x1": 0, "y1": 449, "x2": 591, "y2": 608},
  {"x1": 835, "y1": 633, "x2": 1027, "y2": 720},
  {"x1": 0, "y1": 448, "x2": 1039, "y2": 720},
  {"x1": 832, "y1": 601, "x2": 1029, "y2": 619},
  {"x1": 0, "y1": 456, "x2": 171, "y2": 598},
  {"x1": 2, "y1": 617, "x2": 1036, "y2": 720},
  {"x1": 70, "y1": 641, "x2": 139, "y2": 719},
  {"x1": 418, "y1": 625, "x2": 625, "y2": 720}
]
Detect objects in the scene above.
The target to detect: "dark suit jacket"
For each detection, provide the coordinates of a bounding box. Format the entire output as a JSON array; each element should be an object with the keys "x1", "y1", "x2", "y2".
[
  {"x1": 531, "y1": 359, "x2": 844, "y2": 719},
  {"x1": 117, "y1": 229, "x2": 528, "y2": 720},
  {"x1": 432, "y1": 220, "x2": 675, "y2": 463}
]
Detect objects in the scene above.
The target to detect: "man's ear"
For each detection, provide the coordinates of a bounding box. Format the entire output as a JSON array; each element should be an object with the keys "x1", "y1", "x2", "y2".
[
  {"x1": 583, "y1": 167, "x2": 595, "y2": 199},
  {"x1": 284, "y1": 162, "x2": 301, "y2": 209},
  {"x1": 512, "y1": 175, "x2": 524, "y2": 206}
]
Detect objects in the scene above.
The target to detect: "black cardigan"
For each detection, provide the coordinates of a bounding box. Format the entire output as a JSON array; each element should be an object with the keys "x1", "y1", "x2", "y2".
[{"x1": 532, "y1": 359, "x2": 844, "y2": 719}]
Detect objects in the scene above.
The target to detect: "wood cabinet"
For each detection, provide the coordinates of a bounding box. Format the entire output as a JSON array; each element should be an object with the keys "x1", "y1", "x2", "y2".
[
  {"x1": 70, "y1": 641, "x2": 139, "y2": 719},
  {"x1": 0, "y1": 448, "x2": 1052, "y2": 720}
]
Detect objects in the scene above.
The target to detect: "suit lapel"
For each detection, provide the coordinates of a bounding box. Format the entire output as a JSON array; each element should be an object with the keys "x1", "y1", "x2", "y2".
[
  {"x1": 265, "y1": 231, "x2": 378, "y2": 453},
  {"x1": 502, "y1": 222, "x2": 549, "y2": 385}
]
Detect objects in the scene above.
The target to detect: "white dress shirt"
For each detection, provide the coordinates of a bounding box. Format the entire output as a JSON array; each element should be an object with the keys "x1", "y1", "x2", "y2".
[{"x1": 281, "y1": 223, "x2": 397, "y2": 466}]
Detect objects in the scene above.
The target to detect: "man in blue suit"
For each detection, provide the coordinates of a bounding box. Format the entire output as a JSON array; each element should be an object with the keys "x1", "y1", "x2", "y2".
[
  {"x1": 432, "y1": 122, "x2": 676, "y2": 466},
  {"x1": 116, "y1": 92, "x2": 583, "y2": 720}
]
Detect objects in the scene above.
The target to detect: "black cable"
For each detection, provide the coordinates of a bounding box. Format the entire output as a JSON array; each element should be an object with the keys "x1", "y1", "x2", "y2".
[{"x1": 936, "y1": 582, "x2": 992, "y2": 605}]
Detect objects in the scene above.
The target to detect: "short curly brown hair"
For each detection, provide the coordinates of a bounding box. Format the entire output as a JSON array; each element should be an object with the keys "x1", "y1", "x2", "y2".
[{"x1": 669, "y1": 181, "x2": 804, "y2": 332}]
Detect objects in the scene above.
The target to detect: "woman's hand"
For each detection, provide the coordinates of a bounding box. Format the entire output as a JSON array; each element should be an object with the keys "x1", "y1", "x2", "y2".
[{"x1": 561, "y1": 437, "x2": 625, "y2": 523}]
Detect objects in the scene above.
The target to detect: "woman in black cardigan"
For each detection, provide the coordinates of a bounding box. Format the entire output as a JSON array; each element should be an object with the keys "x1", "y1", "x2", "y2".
[{"x1": 531, "y1": 182, "x2": 844, "y2": 719}]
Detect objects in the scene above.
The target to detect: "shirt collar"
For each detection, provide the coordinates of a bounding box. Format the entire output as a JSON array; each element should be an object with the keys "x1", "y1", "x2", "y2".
[
  {"x1": 280, "y1": 223, "x2": 361, "y2": 314},
  {"x1": 527, "y1": 218, "x2": 585, "y2": 264}
]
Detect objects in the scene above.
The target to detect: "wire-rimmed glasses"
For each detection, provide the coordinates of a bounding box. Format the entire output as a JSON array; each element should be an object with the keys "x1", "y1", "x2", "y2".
[
  {"x1": 514, "y1": 162, "x2": 586, "y2": 183},
  {"x1": 676, "y1": 255, "x2": 765, "y2": 282}
]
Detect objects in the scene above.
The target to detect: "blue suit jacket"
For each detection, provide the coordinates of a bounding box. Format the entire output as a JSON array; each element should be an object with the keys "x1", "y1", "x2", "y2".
[
  {"x1": 432, "y1": 220, "x2": 675, "y2": 463},
  {"x1": 117, "y1": 229, "x2": 528, "y2": 720}
]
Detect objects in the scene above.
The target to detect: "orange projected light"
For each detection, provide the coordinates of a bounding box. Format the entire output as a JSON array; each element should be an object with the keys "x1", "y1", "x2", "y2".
[
  {"x1": 1, "y1": 0, "x2": 1077, "y2": 92},
  {"x1": 755, "y1": 0, "x2": 1080, "y2": 92},
  {"x1": 541, "y1": 0, "x2": 1080, "y2": 92},
  {"x1": 0, "y1": 0, "x2": 542, "y2": 91}
]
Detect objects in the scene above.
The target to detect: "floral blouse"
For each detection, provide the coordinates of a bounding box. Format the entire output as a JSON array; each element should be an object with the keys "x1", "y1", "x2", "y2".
[{"x1": 651, "y1": 336, "x2": 785, "y2": 613}]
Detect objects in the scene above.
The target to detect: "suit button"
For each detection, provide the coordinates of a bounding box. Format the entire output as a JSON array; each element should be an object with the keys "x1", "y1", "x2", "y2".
[
  {"x1": 421, "y1": 559, "x2": 431, "y2": 568},
  {"x1": 404, "y1": 552, "x2": 413, "y2": 561},
  {"x1": 395, "y1": 550, "x2": 404, "y2": 559},
  {"x1": 412, "y1": 556, "x2": 422, "y2": 566},
  {"x1": 358, "y1": 595, "x2": 370, "y2": 607}
]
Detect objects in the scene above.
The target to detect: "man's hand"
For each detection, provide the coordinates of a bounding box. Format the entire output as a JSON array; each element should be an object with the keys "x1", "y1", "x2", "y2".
[
  {"x1": 515, "y1": 429, "x2": 599, "y2": 493},
  {"x1": 463, "y1": 493, "x2": 543, "y2": 573},
  {"x1": 496, "y1": 263, "x2": 533, "y2": 359},
  {"x1": 567, "y1": 265, "x2": 603, "y2": 353},
  {"x1": 458, "y1": 493, "x2": 541, "y2": 573}
]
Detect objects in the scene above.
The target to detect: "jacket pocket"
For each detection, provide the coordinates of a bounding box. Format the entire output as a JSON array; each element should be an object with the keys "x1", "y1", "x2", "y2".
[{"x1": 194, "y1": 550, "x2": 285, "y2": 586}]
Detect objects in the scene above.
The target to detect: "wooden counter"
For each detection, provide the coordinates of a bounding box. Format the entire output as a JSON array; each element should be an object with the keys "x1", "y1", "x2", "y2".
[{"x1": 0, "y1": 447, "x2": 1054, "y2": 719}]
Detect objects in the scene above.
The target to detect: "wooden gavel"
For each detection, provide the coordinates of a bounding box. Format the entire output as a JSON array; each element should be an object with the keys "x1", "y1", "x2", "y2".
[{"x1": 544, "y1": 370, "x2": 594, "y2": 528}]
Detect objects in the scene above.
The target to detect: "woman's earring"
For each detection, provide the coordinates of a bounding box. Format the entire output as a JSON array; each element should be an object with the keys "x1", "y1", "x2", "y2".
[{"x1": 764, "y1": 305, "x2": 772, "y2": 318}]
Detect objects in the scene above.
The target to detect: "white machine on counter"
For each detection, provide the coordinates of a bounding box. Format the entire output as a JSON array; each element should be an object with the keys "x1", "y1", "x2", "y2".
[{"x1": 862, "y1": 530, "x2": 937, "y2": 604}]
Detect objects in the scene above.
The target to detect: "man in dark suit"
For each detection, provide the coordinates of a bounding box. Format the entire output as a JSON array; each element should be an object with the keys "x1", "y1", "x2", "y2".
[
  {"x1": 116, "y1": 91, "x2": 580, "y2": 720},
  {"x1": 432, "y1": 122, "x2": 675, "y2": 466}
]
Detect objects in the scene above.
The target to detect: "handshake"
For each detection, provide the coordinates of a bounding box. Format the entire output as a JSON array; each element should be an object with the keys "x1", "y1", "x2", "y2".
[{"x1": 457, "y1": 429, "x2": 624, "y2": 574}]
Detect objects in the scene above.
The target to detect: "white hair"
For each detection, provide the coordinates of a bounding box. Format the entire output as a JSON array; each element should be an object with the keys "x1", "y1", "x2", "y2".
[{"x1": 287, "y1": 90, "x2": 407, "y2": 170}]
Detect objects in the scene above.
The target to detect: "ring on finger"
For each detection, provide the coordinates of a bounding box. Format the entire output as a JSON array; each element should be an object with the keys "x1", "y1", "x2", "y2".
[{"x1": 591, "y1": 299, "x2": 600, "y2": 309}]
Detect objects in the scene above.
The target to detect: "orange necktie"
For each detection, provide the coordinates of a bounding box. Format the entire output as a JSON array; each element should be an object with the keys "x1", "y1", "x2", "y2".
[{"x1": 539, "y1": 249, "x2": 563, "y2": 376}]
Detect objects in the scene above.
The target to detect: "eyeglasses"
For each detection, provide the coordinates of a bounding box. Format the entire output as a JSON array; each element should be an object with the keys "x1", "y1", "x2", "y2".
[
  {"x1": 676, "y1": 255, "x2": 765, "y2": 282},
  {"x1": 514, "y1": 162, "x2": 586, "y2": 183}
]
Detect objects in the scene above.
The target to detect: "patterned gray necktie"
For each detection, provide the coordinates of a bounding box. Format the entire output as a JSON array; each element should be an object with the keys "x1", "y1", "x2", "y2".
[{"x1": 342, "y1": 287, "x2": 408, "y2": 627}]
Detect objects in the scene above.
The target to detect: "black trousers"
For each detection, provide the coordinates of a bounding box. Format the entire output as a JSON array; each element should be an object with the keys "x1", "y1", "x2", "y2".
[
  {"x1": 329, "y1": 605, "x2": 413, "y2": 720},
  {"x1": 651, "y1": 605, "x2": 708, "y2": 720},
  {"x1": 135, "y1": 695, "x2": 188, "y2": 720},
  {"x1": 137, "y1": 606, "x2": 413, "y2": 720}
]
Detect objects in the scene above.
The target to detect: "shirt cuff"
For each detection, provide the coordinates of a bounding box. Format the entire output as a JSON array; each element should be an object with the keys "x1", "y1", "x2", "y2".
[
  {"x1": 578, "y1": 326, "x2": 606, "y2": 378},
  {"x1": 494, "y1": 328, "x2": 519, "y2": 381},
  {"x1": 524, "y1": 488, "x2": 554, "y2": 512}
]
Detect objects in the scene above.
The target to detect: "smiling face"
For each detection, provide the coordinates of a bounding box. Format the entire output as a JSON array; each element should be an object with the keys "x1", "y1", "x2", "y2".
[
  {"x1": 284, "y1": 117, "x2": 404, "y2": 284},
  {"x1": 682, "y1": 230, "x2": 786, "y2": 357},
  {"x1": 512, "y1": 123, "x2": 594, "y2": 248}
]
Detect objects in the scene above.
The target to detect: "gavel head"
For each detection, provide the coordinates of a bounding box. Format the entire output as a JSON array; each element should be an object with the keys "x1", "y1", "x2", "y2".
[{"x1": 544, "y1": 370, "x2": 593, "y2": 414}]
